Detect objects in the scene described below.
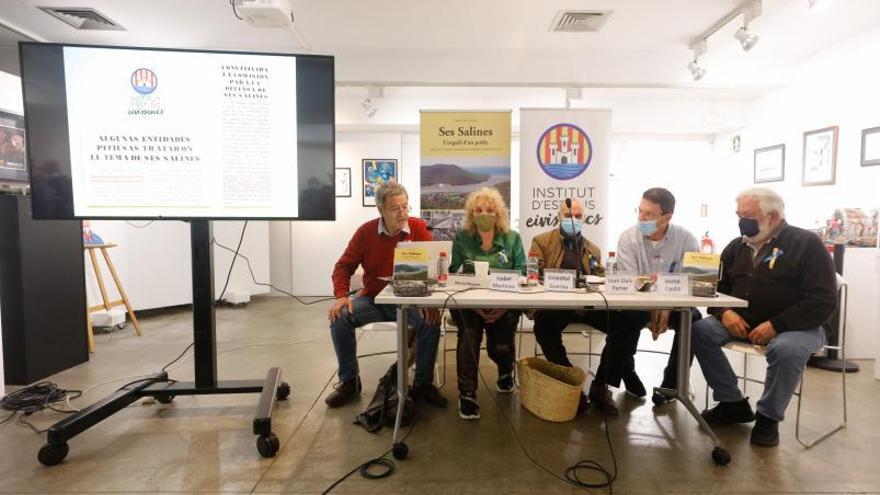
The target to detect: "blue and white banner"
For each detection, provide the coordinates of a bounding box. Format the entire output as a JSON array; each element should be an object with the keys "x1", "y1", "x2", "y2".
[{"x1": 519, "y1": 108, "x2": 611, "y2": 252}]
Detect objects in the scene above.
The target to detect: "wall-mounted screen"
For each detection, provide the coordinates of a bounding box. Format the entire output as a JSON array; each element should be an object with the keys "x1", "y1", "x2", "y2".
[{"x1": 19, "y1": 43, "x2": 335, "y2": 220}]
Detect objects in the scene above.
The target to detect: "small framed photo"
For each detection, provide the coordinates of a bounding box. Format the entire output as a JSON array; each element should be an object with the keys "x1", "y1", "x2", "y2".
[
  {"x1": 362, "y1": 159, "x2": 398, "y2": 207},
  {"x1": 335, "y1": 167, "x2": 351, "y2": 197},
  {"x1": 861, "y1": 126, "x2": 880, "y2": 167},
  {"x1": 802, "y1": 126, "x2": 838, "y2": 186},
  {"x1": 753, "y1": 144, "x2": 785, "y2": 183}
]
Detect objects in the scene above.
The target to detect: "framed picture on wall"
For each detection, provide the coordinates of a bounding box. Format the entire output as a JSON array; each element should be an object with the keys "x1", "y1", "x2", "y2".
[
  {"x1": 335, "y1": 168, "x2": 351, "y2": 197},
  {"x1": 861, "y1": 126, "x2": 880, "y2": 167},
  {"x1": 753, "y1": 144, "x2": 785, "y2": 183},
  {"x1": 802, "y1": 126, "x2": 838, "y2": 186},
  {"x1": 0, "y1": 109, "x2": 28, "y2": 184},
  {"x1": 362, "y1": 159, "x2": 398, "y2": 207}
]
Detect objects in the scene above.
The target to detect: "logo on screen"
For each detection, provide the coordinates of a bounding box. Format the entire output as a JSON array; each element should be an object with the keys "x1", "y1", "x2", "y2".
[
  {"x1": 536, "y1": 123, "x2": 592, "y2": 180},
  {"x1": 131, "y1": 68, "x2": 158, "y2": 95}
]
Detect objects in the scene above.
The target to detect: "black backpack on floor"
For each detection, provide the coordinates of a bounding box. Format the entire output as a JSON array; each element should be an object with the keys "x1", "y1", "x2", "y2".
[{"x1": 354, "y1": 362, "x2": 416, "y2": 433}]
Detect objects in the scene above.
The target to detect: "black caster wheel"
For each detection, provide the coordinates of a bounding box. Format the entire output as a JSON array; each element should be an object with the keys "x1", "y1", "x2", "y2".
[
  {"x1": 156, "y1": 394, "x2": 175, "y2": 404},
  {"x1": 38, "y1": 442, "x2": 69, "y2": 466},
  {"x1": 116, "y1": 323, "x2": 128, "y2": 330},
  {"x1": 257, "y1": 433, "x2": 280, "y2": 458},
  {"x1": 276, "y1": 382, "x2": 291, "y2": 401},
  {"x1": 392, "y1": 442, "x2": 408, "y2": 460},
  {"x1": 711, "y1": 447, "x2": 731, "y2": 466}
]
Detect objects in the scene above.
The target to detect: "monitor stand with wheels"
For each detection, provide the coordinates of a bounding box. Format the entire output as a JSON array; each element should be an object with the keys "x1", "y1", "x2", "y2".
[{"x1": 37, "y1": 220, "x2": 291, "y2": 466}]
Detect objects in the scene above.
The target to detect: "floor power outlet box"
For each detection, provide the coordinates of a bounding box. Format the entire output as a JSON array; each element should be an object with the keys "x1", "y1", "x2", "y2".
[
  {"x1": 221, "y1": 290, "x2": 251, "y2": 305},
  {"x1": 91, "y1": 308, "x2": 126, "y2": 328}
]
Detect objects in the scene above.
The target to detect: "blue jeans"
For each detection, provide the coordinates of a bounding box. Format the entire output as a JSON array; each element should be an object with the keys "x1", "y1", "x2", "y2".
[
  {"x1": 329, "y1": 295, "x2": 440, "y2": 387},
  {"x1": 693, "y1": 316, "x2": 823, "y2": 422}
]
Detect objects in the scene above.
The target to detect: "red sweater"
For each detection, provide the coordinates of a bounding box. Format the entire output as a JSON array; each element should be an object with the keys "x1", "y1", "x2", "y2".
[{"x1": 332, "y1": 217, "x2": 433, "y2": 298}]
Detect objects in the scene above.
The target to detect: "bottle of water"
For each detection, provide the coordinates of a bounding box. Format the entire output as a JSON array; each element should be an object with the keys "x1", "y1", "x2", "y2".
[
  {"x1": 527, "y1": 250, "x2": 540, "y2": 286},
  {"x1": 437, "y1": 251, "x2": 449, "y2": 286},
  {"x1": 606, "y1": 251, "x2": 618, "y2": 274}
]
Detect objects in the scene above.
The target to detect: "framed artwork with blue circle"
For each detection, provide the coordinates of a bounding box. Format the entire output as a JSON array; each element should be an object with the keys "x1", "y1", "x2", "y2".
[{"x1": 362, "y1": 159, "x2": 398, "y2": 207}]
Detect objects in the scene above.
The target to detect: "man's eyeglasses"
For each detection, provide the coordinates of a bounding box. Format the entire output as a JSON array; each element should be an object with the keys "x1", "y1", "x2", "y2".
[
  {"x1": 385, "y1": 204, "x2": 412, "y2": 214},
  {"x1": 561, "y1": 213, "x2": 584, "y2": 221}
]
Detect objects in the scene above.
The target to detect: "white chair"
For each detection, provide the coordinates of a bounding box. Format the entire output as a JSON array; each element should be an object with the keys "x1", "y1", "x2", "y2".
[{"x1": 703, "y1": 274, "x2": 848, "y2": 449}]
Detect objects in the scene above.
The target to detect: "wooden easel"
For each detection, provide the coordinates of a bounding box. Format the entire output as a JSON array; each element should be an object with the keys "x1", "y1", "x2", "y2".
[{"x1": 84, "y1": 243, "x2": 141, "y2": 352}]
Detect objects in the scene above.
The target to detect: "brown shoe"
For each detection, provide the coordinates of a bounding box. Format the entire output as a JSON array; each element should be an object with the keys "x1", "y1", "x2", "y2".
[
  {"x1": 325, "y1": 377, "x2": 361, "y2": 408},
  {"x1": 589, "y1": 381, "x2": 619, "y2": 416}
]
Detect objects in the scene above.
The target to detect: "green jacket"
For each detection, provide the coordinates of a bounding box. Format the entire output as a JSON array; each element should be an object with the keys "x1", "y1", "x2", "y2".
[{"x1": 450, "y1": 229, "x2": 527, "y2": 275}]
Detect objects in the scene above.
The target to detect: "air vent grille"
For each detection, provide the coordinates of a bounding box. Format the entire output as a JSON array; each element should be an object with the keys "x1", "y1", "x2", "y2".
[
  {"x1": 550, "y1": 11, "x2": 611, "y2": 32},
  {"x1": 39, "y1": 7, "x2": 125, "y2": 31}
]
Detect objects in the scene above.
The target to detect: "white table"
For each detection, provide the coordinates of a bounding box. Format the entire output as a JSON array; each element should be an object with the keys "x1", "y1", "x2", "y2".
[{"x1": 376, "y1": 285, "x2": 748, "y2": 465}]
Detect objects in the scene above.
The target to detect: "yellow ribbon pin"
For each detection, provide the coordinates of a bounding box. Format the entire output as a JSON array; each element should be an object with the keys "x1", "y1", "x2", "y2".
[{"x1": 769, "y1": 247, "x2": 779, "y2": 270}]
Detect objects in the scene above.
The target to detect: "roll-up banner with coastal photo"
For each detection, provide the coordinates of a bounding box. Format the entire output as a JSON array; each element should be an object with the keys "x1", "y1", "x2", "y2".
[{"x1": 419, "y1": 111, "x2": 511, "y2": 240}]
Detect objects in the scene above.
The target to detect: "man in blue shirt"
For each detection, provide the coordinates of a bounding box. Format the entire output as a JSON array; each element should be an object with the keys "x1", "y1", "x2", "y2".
[{"x1": 597, "y1": 187, "x2": 701, "y2": 407}]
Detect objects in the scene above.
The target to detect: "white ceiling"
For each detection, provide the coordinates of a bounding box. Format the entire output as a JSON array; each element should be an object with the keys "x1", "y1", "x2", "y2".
[{"x1": 1, "y1": 0, "x2": 880, "y2": 98}]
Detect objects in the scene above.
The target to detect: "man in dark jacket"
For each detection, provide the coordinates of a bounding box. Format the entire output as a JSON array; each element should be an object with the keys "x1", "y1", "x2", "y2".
[{"x1": 694, "y1": 188, "x2": 837, "y2": 447}]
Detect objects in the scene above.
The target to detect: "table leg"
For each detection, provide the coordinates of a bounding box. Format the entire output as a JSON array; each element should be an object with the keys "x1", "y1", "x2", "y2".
[
  {"x1": 673, "y1": 307, "x2": 730, "y2": 465},
  {"x1": 391, "y1": 306, "x2": 410, "y2": 459}
]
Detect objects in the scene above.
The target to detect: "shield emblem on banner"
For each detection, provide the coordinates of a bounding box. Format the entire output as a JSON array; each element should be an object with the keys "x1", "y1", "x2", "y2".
[{"x1": 536, "y1": 123, "x2": 592, "y2": 180}]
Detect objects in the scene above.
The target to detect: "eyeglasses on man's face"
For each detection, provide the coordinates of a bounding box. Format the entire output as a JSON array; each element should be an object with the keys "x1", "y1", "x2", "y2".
[{"x1": 384, "y1": 203, "x2": 412, "y2": 214}]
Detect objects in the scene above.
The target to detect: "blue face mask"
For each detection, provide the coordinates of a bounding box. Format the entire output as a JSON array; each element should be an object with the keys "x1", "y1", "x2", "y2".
[
  {"x1": 739, "y1": 217, "x2": 760, "y2": 238},
  {"x1": 561, "y1": 219, "x2": 582, "y2": 237},
  {"x1": 638, "y1": 220, "x2": 658, "y2": 236}
]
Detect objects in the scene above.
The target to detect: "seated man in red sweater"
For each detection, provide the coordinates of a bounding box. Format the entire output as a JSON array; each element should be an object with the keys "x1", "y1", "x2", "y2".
[{"x1": 326, "y1": 181, "x2": 445, "y2": 408}]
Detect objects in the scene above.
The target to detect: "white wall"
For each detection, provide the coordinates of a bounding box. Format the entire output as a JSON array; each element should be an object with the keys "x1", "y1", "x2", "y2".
[
  {"x1": 0, "y1": 70, "x2": 23, "y2": 114},
  {"x1": 85, "y1": 220, "x2": 271, "y2": 311},
  {"x1": 715, "y1": 24, "x2": 880, "y2": 360}
]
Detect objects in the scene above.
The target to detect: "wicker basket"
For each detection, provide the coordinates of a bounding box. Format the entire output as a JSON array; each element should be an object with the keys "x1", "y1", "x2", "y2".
[{"x1": 515, "y1": 357, "x2": 586, "y2": 422}]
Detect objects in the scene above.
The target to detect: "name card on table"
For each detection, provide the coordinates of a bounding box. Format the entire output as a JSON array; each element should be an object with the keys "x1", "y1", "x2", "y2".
[
  {"x1": 606, "y1": 273, "x2": 636, "y2": 295},
  {"x1": 657, "y1": 274, "x2": 690, "y2": 296},
  {"x1": 490, "y1": 270, "x2": 521, "y2": 292},
  {"x1": 447, "y1": 274, "x2": 490, "y2": 289},
  {"x1": 543, "y1": 269, "x2": 576, "y2": 292}
]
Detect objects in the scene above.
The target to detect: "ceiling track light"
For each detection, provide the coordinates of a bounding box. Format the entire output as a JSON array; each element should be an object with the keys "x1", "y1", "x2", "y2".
[
  {"x1": 687, "y1": 40, "x2": 707, "y2": 81},
  {"x1": 362, "y1": 97, "x2": 378, "y2": 118},
  {"x1": 687, "y1": 0, "x2": 762, "y2": 81},
  {"x1": 734, "y1": 26, "x2": 759, "y2": 51}
]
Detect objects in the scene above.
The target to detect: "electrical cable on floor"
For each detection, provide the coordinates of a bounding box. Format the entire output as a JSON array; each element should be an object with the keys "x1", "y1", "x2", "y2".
[
  {"x1": 0, "y1": 382, "x2": 84, "y2": 434},
  {"x1": 320, "y1": 416, "x2": 416, "y2": 495},
  {"x1": 476, "y1": 289, "x2": 617, "y2": 494}
]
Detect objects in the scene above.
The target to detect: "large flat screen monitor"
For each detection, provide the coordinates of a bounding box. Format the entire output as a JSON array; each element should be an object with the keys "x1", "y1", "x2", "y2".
[{"x1": 19, "y1": 43, "x2": 335, "y2": 220}]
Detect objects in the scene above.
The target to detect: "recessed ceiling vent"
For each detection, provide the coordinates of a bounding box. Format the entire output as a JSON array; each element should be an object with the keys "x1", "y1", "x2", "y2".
[
  {"x1": 39, "y1": 7, "x2": 125, "y2": 31},
  {"x1": 550, "y1": 10, "x2": 611, "y2": 32}
]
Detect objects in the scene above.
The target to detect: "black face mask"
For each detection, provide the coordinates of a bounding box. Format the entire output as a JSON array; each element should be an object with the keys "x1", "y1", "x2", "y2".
[{"x1": 739, "y1": 217, "x2": 760, "y2": 237}]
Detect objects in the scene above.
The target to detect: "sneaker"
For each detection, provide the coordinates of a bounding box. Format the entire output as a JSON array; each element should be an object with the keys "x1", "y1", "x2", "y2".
[
  {"x1": 701, "y1": 398, "x2": 756, "y2": 426},
  {"x1": 410, "y1": 384, "x2": 448, "y2": 408},
  {"x1": 588, "y1": 381, "x2": 619, "y2": 416},
  {"x1": 496, "y1": 373, "x2": 515, "y2": 394},
  {"x1": 458, "y1": 393, "x2": 480, "y2": 420},
  {"x1": 750, "y1": 412, "x2": 780, "y2": 447},
  {"x1": 623, "y1": 371, "x2": 646, "y2": 398},
  {"x1": 324, "y1": 377, "x2": 361, "y2": 408},
  {"x1": 652, "y1": 379, "x2": 676, "y2": 406},
  {"x1": 576, "y1": 392, "x2": 590, "y2": 415}
]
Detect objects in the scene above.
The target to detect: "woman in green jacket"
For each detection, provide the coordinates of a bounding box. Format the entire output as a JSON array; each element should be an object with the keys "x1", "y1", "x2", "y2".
[{"x1": 449, "y1": 186, "x2": 526, "y2": 420}]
